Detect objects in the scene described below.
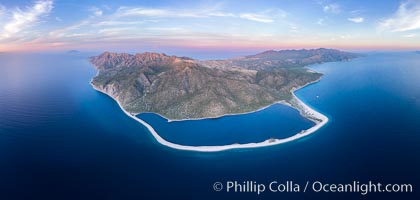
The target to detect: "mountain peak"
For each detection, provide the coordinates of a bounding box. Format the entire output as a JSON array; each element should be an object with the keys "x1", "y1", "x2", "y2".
[
  {"x1": 134, "y1": 52, "x2": 172, "y2": 61},
  {"x1": 91, "y1": 52, "x2": 183, "y2": 70},
  {"x1": 91, "y1": 48, "x2": 359, "y2": 119}
]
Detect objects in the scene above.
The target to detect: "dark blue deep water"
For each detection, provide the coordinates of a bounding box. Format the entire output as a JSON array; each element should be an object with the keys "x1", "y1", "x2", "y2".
[
  {"x1": 0, "y1": 52, "x2": 419, "y2": 200},
  {"x1": 137, "y1": 103, "x2": 314, "y2": 146}
]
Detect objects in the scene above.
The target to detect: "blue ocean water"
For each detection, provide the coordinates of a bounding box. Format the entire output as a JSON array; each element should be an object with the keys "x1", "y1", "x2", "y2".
[
  {"x1": 137, "y1": 103, "x2": 314, "y2": 146},
  {"x1": 0, "y1": 52, "x2": 419, "y2": 199}
]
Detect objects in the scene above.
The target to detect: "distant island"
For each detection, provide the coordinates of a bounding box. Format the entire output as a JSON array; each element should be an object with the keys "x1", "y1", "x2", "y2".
[
  {"x1": 67, "y1": 50, "x2": 80, "y2": 54},
  {"x1": 90, "y1": 48, "x2": 357, "y2": 120}
]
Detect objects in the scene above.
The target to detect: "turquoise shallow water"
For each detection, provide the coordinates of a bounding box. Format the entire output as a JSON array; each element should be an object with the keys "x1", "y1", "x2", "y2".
[{"x1": 0, "y1": 52, "x2": 419, "y2": 199}]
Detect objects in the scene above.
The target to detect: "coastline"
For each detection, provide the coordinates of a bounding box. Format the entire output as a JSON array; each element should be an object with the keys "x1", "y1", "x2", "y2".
[
  {"x1": 115, "y1": 80, "x2": 319, "y2": 123},
  {"x1": 90, "y1": 75, "x2": 329, "y2": 152},
  {"x1": 145, "y1": 100, "x2": 290, "y2": 123}
]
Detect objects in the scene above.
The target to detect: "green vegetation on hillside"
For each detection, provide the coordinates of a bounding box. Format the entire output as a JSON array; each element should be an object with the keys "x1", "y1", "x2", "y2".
[{"x1": 90, "y1": 49, "x2": 358, "y2": 119}]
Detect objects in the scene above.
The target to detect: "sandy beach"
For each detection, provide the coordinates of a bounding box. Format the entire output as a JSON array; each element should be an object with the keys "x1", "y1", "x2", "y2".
[{"x1": 90, "y1": 75, "x2": 329, "y2": 152}]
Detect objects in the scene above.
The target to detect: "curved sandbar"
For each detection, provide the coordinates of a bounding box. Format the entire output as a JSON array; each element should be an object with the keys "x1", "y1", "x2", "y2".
[{"x1": 91, "y1": 79, "x2": 329, "y2": 152}]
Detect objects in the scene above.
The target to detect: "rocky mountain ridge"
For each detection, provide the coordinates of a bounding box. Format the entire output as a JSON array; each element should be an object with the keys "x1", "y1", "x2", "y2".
[{"x1": 90, "y1": 48, "x2": 358, "y2": 119}]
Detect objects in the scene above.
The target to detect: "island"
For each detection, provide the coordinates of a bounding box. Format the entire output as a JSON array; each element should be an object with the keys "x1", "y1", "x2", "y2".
[
  {"x1": 67, "y1": 50, "x2": 80, "y2": 54},
  {"x1": 90, "y1": 48, "x2": 358, "y2": 151}
]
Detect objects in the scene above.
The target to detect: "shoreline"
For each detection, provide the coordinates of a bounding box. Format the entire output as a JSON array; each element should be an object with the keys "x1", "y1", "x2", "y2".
[
  {"x1": 141, "y1": 100, "x2": 291, "y2": 123},
  {"x1": 115, "y1": 80, "x2": 319, "y2": 123},
  {"x1": 90, "y1": 75, "x2": 329, "y2": 152}
]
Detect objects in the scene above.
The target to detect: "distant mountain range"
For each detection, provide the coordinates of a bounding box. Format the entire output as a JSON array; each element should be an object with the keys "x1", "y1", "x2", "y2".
[
  {"x1": 200, "y1": 48, "x2": 356, "y2": 70},
  {"x1": 90, "y1": 48, "x2": 358, "y2": 120}
]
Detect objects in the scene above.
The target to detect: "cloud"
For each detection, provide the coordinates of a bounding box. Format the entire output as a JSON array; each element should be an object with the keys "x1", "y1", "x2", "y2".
[
  {"x1": 113, "y1": 6, "x2": 228, "y2": 18},
  {"x1": 1, "y1": 0, "x2": 53, "y2": 39},
  {"x1": 112, "y1": 6, "x2": 283, "y2": 24},
  {"x1": 208, "y1": 12, "x2": 235, "y2": 17},
  {"x1": 323, "y1": 3, "x2": 341, "y2": 14},
  {"x1": 116, "y1": 7, "x2": 170, "y2": 17},
  {"x1": 348, "y1": 17, "x2": 364, "y2": 23},
  {"x1": 45, "y1": 5, "x2": 236, "y2": 41},
  {"x1": 4, "y1": 2, "x2": 291, "y2": 50},
  {"x1": 289, "y1": 25, "x2": 299, "y2": 33},
  {"x1": 112, "y1": 6, "x2": 282, "y2": 25},
  {"x1": 102, "y1": 5, "x2": 112, "y2": 11},
  {"x1": 340, "y1": 34, "x2": 354, "y2": 40},
  {"x1": 89, "y1": 7, "x2": 103, "y2": 17},
  {"x1": 97, "y1": 27, "x2": 136, "y2": 35},
  {"x1": 239, "y1": 13, "x2": 274, "y2": 23},
  {"x1": 93, "y1": 20, "x2": 146, "y2": 27},
  {"x1": 403, "y1": 33, "x2": 416, "y2": 38},
  {"x1": 317, "y1": 18, "x2": 325, "y2": 25},
  {"x1": 0, "y1": 5, "x2": 5, "y2": 15},
  {"x1": 378, "y1": 1, "x2": 420, "y2": 32},
  {"x1": 48, "y1": 20, "x2": 90, "y2": 38}
]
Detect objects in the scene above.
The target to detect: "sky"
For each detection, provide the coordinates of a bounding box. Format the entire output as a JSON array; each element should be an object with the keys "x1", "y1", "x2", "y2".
[{"x1": 0, "y1": 0, "x2": 419, "y2": 54}]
